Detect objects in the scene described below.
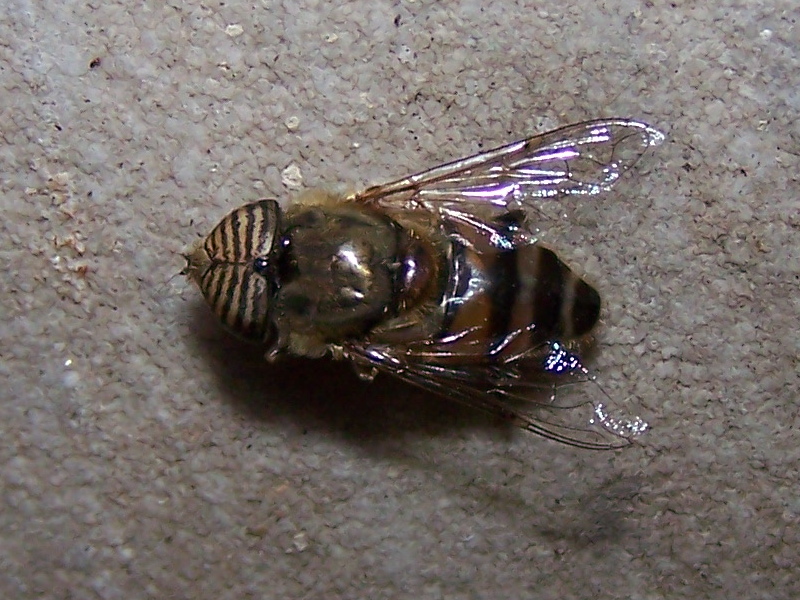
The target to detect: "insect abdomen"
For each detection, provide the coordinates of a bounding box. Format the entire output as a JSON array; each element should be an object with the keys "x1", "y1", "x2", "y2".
[{"x1": 438, "y1": 240, "x2": 600, "y2": 363}]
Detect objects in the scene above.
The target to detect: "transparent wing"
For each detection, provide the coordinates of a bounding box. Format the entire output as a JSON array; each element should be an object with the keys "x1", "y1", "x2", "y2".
[
  {"x1": 352, "y1": 119, "x2": 664, "y2": 212},
  {"x1": 346, "y1": 340, "x2": 649, "y2": 450}
]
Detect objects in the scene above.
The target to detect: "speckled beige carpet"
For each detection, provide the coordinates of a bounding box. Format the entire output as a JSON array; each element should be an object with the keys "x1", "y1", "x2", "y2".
[{"x1": 2, "y1": 1, "x2": 798, "y2": 598}]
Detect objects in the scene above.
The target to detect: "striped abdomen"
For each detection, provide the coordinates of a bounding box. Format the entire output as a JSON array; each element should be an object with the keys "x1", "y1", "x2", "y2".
[
  {"x1": 186, "y1": 200, "x2": 281, "y2": 342},
  {"x1": 421, "y1": 216, "x2": 601, "y2": 365}
]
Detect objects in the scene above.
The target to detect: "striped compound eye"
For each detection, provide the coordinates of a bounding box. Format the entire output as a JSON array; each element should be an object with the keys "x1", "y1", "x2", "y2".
[
  {"x1": 203, "y1": 200, "x2": 281, "y2": 265},
  {"x1": 189, "y1": 200, "x2": 282, "y2": 342}
]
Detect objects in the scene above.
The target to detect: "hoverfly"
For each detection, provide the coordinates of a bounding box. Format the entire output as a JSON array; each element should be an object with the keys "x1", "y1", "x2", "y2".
[{"x1": 184, "y1": 119, "x2": 663, "y2": 448}]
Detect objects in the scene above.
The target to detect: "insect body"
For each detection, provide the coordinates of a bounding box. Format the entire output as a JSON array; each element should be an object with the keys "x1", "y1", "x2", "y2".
[{"x1": 184, "y1": 119, "x2": 663, "y2": 448}]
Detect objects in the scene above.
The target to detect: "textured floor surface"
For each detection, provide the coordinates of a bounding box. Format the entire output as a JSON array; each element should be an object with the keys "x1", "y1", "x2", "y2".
[{"x1": 2, "y1": 1, "x2": 799, "y2": 598}]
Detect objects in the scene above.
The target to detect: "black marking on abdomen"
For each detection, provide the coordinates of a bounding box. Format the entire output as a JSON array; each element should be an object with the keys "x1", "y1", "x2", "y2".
[
  {"x1": 531, "y1": 247, "x2": 566, "y2": 341},
  {"x1": 486, "y1": 212, "x2": 524, "y2": 355},
  {"x1": 566, "y1": 277, "x2": 601, "y2": 338},
  {"x1": 487, "y1": 248, "x2": 519, "y2": 355}
]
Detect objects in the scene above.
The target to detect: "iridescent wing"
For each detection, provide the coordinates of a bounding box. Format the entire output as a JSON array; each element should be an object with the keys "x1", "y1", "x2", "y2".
[
  {"x1": 346, "y1": 340, "x2": 648, "y2": 450},
  {"x1": 344, "y1": 120, "x2": 659, "y2": 447},
  {"x1": 351, "y1": 119, "x2": 664, "y2": 211}
]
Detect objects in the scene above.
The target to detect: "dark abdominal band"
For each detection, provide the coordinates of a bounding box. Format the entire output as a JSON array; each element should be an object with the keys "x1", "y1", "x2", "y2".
[
  {"x1": 531, "y1": 247, "x2": 566, "y2": 341},
  {"x1": 487, "y1": 247, "x2": 520, "y2": 355}
]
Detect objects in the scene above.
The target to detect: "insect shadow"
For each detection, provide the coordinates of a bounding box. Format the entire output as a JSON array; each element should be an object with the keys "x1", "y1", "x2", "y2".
[
  {"x1": 188, "y1": 301, "x2": 514, "y2": 448},
  {"x1": 188, "y1": 303, "x2": 648, "y2": 545}
]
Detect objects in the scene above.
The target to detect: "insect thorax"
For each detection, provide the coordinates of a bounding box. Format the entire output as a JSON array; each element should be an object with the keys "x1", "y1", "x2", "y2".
[{"x1": 275, "y1": 202, "x2": 443, "y2": 356}]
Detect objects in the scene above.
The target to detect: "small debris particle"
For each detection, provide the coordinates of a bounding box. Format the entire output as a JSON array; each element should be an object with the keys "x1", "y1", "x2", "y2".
[
  {"x1": 281, "y1": 164, "x2": 303, "y2": 189},
  {"x1": 284, "y1": 116, "x2": 300, "y2": 131},
  {"x1": 289, "y1": 533, "x2": 308, "y2": 553},
  {"x1": 225, "y1": 24, "x2": 244, "y2": 37}
]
